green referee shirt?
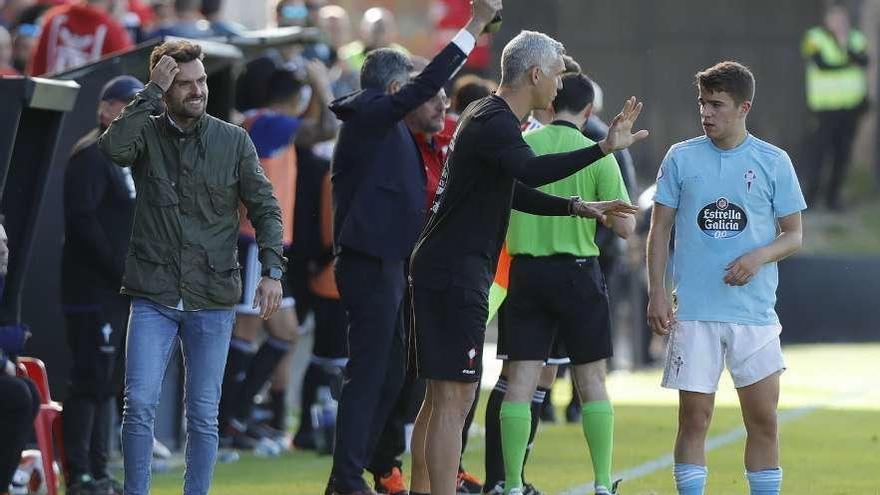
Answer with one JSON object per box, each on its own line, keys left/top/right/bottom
{"left": 507, "top": 121, "right": 630, "bottom": 257}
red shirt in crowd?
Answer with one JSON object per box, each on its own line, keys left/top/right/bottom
{"left": 414, "top": 124, "right": 453, "bottom": 211}
{"left": 29, "top": 2, "right": 132, "bottom": 76}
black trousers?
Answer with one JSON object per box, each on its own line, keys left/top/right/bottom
{"left": 806, "top": 108, "right": 861, "bottom": 208}
{"left": 330, "top": 251, "right": 407, "bottom": 493}
{"left": 62, "top": 296, "right": 129, "bottom": 480}
{"left": 367, "top": 373, "right": 426, "bottom": 477}
{"left": 0, "top": 374, "right": 40, "bottom": 488}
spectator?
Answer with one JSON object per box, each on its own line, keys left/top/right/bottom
{"left": 98, "top": 40, "right": 285, "bottom": 495}
{"left": 801, "top": 4, "right": 868, "bottom": 210}
{"left": 338, "top": 7, "right": 409, "bottom": 76}
{"left": 145, "top": 0, "right": 215, "bottom": 40}
{"left": 9, "top": 21, "right": 37, "bottom": 73}
{"left": 61, "top": 75, "right": 143, "bottom": 495}
{"left": 0, "top": 216, "right": 41, "bottom": 495}
{"left": 201, "top": 0, "right": 245, "bottom": 38}
{"left": 0, "top": 0, "right": 35, "bottom": 28}
{"left": 0, "top": 25, "right": 18, "bottom": 75}
{"left": 317, "top": 4, "right": 357, "bottom": 97}
{"left": 28, "top": 0, "right": 133, "bottom": 76}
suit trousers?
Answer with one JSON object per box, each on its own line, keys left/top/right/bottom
{"left": 330, "top": 251, "right": 407, "bottom": 492}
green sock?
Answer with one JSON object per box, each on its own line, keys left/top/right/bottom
{"left": 500, "top": 401, "right": 532, "bottom": 493}
{"left": 581, "top": 400, "right": 614, "bottom": 489}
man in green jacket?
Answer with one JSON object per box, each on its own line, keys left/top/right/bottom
{"left": 98, "top": 40, "right": 285, "bottom": 495}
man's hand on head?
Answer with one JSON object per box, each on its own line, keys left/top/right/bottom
{"left": 150, "top": 55, "right": 179, "bottom": 93}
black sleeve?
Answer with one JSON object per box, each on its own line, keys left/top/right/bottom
{"left": 64, "top": 151, "right": 120, "bottom": 281}
{"left": 485, "top": 115, "right": 607, "bottom": 187}
{"left": 512, "top": 182, "right": 571, "bottom": 216}
{"left": 849, "top": 48, "right": 869, "bottom": 67}
{"left": 360, "top": 42, "right": 468, "bottom": 126}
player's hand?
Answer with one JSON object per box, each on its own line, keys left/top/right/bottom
{"left": 572, "top": 199, "right": 638, "bottom": 223}
{"left": 724, "top": 251, "right": 764, "bottom": 286}
{"left": 253, "top": 277, "right": 283, "bottom": 320}
{"left": 647, "top": 290, "right": 676, "bottom": 336}
{"left": 150, "top": 55, "right": 179, "bottom": 93}
{"left": 467, "top": 0, "right": 502, "bottom": 35}
{"left": 599, "top": 96, "right": 649, "bottom": 154}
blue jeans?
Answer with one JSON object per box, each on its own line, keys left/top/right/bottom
{"left": 121, "top": 298, "right": 234, "bottom": 495}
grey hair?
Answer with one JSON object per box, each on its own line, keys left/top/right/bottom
{"left": 361, "top": 47, "right": 413, "bottom": 91}
{"left": 500, "top": 30, "right": 565, "bottom": 86}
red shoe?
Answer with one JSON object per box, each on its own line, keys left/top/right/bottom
{"left": 456, "top": 469, "right": 483, "bottom": 494}
{"left": 375, "top": 467, "right": 408, "bottom": 495}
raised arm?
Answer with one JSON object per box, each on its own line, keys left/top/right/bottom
{"left": 295, "top": 60, "right": 338, "bottom": 148}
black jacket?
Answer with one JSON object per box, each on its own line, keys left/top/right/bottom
{"left": 330, "top": 42, "right": 467, "bottom": 260}
{"left": 62, "top": 129, "right": 136, "bottom": 307}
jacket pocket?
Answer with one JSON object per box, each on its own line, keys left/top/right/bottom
{"left": 204, "top": 248, "right": 242, "bottom": 305}
{"left": 123, "top": 239, "right": 174, "bottom": 294}
{"left": 144, "top": 176, "right": 179, "bottom": 207}
{"left": 206, "top": 182, "right": 238, "bottom": 215}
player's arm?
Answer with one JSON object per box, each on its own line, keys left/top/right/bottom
{"left": 723, "top": 212, "right": 803, "bottom": 287}
{"left": 646, "top": 203, "right": 676, "bottom": 335}
{"left": 295, "top": 61, "right": 338, "bottom": 148}
{"left": 500, "top": 97, "right": 649, "bottom": 187}
{"left": 513, "top": 182, "right": 638, "bottom": 220}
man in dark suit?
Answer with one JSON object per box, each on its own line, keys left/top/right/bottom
{"left": 327, "top": 1, "right": 502, "bottom": 493}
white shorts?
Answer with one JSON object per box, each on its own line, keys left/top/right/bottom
{"left": 661, "top": 320, "right": 785, "bottom": 394}
{"left": 235, "top": 240, "right": 295, "bottom": 315}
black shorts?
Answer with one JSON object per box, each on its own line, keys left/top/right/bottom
{"left": 412, "top": 284, "right": 488, "bottom": 383}
{"left": 498, "top": 255, "right": 612, "bottom": 365}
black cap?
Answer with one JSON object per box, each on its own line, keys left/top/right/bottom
{"left": 100, "top": 75, "right": 145, "bottom": 103}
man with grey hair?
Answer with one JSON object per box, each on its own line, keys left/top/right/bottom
{"left": 409, "top": 29, "right": 648, "bottom": 495}
{"left": 327, "top": 1, "right": 502, "bottom": 493}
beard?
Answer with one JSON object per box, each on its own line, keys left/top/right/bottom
{"left": 168, "top": 95, "right": 207, "bottom": 119}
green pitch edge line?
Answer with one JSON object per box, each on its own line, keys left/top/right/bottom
{"left": 557, "top": 405, "right": 816, "bottom": 495}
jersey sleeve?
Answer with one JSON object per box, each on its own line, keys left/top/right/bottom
{"left": 653, "top": 148, "right": 681, "bottom": 209}
{"left": 772, "top": 151, "right": 808, "bottom": 217}
{"left": 479, "top": 113, "right": 535, "bottom": 171}
{"left": 595, "top": 153, "right": 630, "bottom": 203}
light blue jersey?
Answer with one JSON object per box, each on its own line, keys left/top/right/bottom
{"left": 654, "top": 134, "right": 807, "bottom": 325}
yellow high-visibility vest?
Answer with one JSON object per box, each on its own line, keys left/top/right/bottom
{"left": 802, "top": 27, "right": 868, "bottom": 111}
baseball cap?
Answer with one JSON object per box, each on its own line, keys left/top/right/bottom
{"left": 100, "top": 76, "right": 145, "bottom": 103}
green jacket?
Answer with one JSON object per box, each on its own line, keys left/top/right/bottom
{"left": 98, "top": 82, "right": 284, "bottom": 310}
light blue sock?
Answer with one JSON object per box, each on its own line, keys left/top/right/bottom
{"left": 673, "top": 463, "right": 707, "bottom": 495}
{"left": 746, "top": 467, "right": 782, "bottom": 495}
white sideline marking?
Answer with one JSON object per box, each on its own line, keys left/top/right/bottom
{"left": 557, "top": 406, "right": 816, "bottom": 495}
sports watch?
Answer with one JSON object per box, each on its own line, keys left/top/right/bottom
{"left": 568, "top": 195, "right": 581, "bottom": 217}
{"left": 262, "top": 266, "right": 283, "bottom": 281}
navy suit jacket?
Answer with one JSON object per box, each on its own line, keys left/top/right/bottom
{"left": 330, "top": 42, "right": 467, "bottom": 260}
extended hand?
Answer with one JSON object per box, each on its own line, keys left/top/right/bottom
{"left": 150, "top": 55, "right": 179, "bottom": 93}
{"left": 599, "top": 96, "right": 649, "bottom": 154}
{"left": 572, "top": 199, "right": 638, "bottom": 224}
{"left": 724, "top": 251, "right": 764, "bottom": 286}
{"left": 253, "top": 277, "right": 283, "bottom": 320}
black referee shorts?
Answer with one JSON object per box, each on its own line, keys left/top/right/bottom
{"left": 499, "top": 255, "right": 612, "bottom": 365}
{"left": 411, "top": 284, "right": 488, "bottom": 383}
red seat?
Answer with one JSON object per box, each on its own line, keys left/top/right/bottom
{"left": 17, "top": 357, "right": 66, "bottom": 495}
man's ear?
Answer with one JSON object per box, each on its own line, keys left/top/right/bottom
{"left": 740, "top": 100, "right": 752, "bottom": 118}
{"left": 387, "top": 80, "right": 403, "bottom": 94}
{"left": 583, "top": 102, "right": 594, "bottom": 121}
{"left": 531, "top": 66, "right": 541, "bottom": 86}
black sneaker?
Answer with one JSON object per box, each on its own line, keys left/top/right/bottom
{"left": 522, "top": 482, "right": 545, "bottom": 495}
{"left": 67, "top": 474, "right": 100, "bottom": 495}
{"left": 94, "top": 476, "right": 124, "bottom": 495}
{"left": 565, "top": 400, "right": 580, "bottom": 423}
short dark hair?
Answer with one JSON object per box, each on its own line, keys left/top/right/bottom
{"left": 266, "top": 69, "right": 304, "bottom": 106}
{"left": 695, "top": 61, "right": 755, "bottom": 104}
{"left": 552, "top": 73, "right": 595, "bottom": 114}
{"left": 149, "top": 40, "right": 203, "bottom": 71}
{"left": 360, "top": 48, "right": 412, "bottom": 91}
{"left": 451, "top": 75, "right": 494, "bottom": 115}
